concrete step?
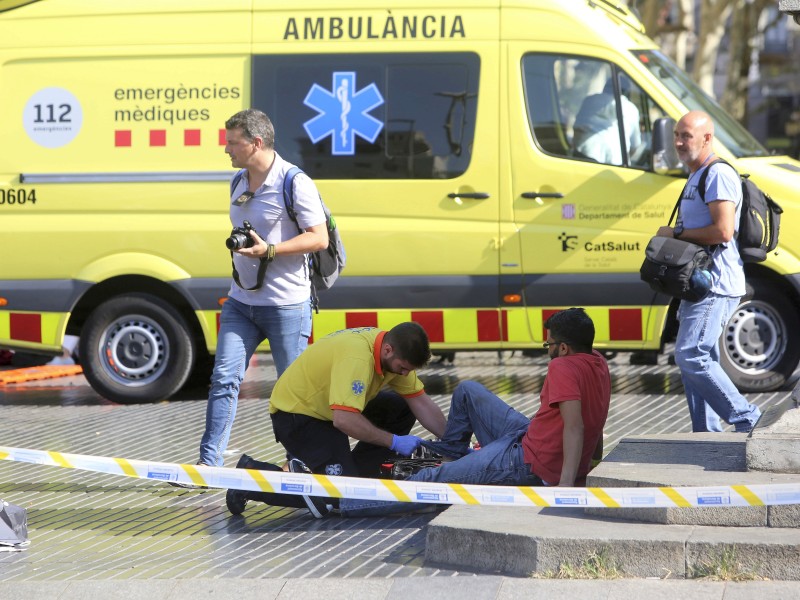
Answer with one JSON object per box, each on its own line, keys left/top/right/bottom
{"left": 593, "top": 433, "right": 747, "bottom": 471}
{"left": 748, "top": 406, "right": 800, "bottom": 473}
{"left": 425, "top": 505, "right": 800, "bottom": 580}
{"left": 586, "top": 433, "right": 800, "bottom": 527}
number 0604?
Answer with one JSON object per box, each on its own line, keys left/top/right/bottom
{"left": 0, "top": 189, "right": 37, "bottom": 205}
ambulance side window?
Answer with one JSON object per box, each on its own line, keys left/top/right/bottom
{"left": 252, "top": 53, "right": 480, "bottom": 180}
{"left": 521, "top": 54, "right": 667, "bottom": 169}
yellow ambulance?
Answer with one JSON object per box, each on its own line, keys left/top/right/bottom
{"left": 1, "top": 0, "right": 798, "bottom": 403}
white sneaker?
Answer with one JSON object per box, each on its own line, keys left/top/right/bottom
{"left": 287, "top": 458, "right": 332, "bottom": 518}
{"left": 167, "top": 461, "right": 209, "bottom": 490}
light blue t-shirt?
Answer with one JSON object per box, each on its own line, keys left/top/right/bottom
{"left": 675, "top": 159, "right": 745, "bottom": 297}
{"left": 228, "top": 153, "right": 326, "bottom": 306}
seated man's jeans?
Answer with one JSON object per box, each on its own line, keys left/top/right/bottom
{"left": 339, "top": 380, "right": 537, "bottom": 518}
{"left": 199, "top": 297, "right": 311, "bottom": 467}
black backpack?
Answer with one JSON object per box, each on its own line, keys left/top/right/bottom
{"left": 697, "top": 158, "right": 782, "bottom": 263}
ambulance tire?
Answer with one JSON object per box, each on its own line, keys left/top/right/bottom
{"left": 80, "top": 294, "right": 195, "bottom": 403}
{"left": 720, "top": 280, "right": 800, "bottom": 392}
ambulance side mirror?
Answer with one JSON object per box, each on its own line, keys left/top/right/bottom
{"left": 651, "top": 117, "right": 684, "bottom": 175}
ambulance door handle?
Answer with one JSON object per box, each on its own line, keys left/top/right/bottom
{"left": 447, "top": 192, "right": 490, "bottom": 200}
{"left": 521, "top": 192, "right": 564, "bottom": 199}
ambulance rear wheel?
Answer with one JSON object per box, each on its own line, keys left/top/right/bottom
{"left": 720, "top": 281, "right": 800, "bottom": 392}
{"left": 80, "top": 294, "right": 195, "bottom": 403}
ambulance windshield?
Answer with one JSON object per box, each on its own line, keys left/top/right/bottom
{"left": 633, "top": 50, "right": 769, "bottom": 159}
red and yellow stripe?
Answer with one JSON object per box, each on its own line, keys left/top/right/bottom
{"left": 197, "top": 305, "right": 661, "bottom": 351}
{"left": 0, "top": 310, "right": 68, "bottom": 350}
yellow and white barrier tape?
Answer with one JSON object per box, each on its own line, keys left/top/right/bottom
{"left": 2, "top": 446, "right": 800, "bottom": 509}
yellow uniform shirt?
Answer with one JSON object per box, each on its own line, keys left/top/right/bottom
{"left": 269, "top": 327, "right": 425, "bottom": 420}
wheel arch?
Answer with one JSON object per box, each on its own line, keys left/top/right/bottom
{"left": 66, "top": 275, "right": 208, "bottom": 353}
{"left": 744, "top": 264, "right": 800, "bottom": 310}
{"left": 723, "top": 266, "right": 800, "bottom": 392}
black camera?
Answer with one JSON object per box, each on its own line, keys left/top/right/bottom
{"left": 225, "top": 220, "right": 256, "bottom": 250}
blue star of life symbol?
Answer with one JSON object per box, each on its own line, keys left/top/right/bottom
{"left": 351, "top": 380, "right": 365, "bottom": 395}
{"left": 303, "top": 72, "right": 384, "bottom": 156}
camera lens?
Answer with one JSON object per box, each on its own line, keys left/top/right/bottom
{"left": 225, "top": 233, "right": 249, "bottom": 250}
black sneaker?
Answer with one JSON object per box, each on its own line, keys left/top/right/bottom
{"left": 287, "top": 458, "right": 332, "bottom": 519}
{"left": 225, "top": 454, "right": 255, "bottom": 516}
{"left": 168, "top": 461, "right": 209, "bottom": 489}
{"left": 226, "top": 488, "right": 247, "bottom": 516}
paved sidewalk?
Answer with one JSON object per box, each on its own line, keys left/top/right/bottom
{"left": 0, "top": 351, "right": 795, "bottom": 592}
{"left": 3, "top": 576, "right": 800, "bottom": 599}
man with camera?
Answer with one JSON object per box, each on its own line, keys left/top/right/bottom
{"left": 180, "top": 109, "right": 328, "bottom": 477}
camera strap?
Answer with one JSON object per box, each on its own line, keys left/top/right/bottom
{"left": 230, "top": 252, "right": 269, "bottom": 291}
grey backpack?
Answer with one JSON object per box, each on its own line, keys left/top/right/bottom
{"left": 283, "top": 167, "right": 346, "bottom": 310}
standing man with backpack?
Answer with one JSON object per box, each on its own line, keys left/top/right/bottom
{"left": 181, "top": 109, "right": 329, "bottom": 477}
{"left": 655, "top": 110, "right": 761, "bottom": 433}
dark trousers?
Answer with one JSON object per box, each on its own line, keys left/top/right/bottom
{"left": 244, "top": 391, "right": 416, "bottom": 507}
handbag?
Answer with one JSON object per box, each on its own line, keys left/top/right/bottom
{"left": 640, "top": 236, "right": 712, "bottom": 301}
{"left": 639, "top": 189, "right": 713, "bottom": 302}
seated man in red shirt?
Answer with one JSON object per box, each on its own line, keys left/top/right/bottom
{"left": 333, "top": 307, "right": 612, "bottom": 517}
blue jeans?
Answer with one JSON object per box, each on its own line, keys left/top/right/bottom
{"left": 339, "top": 381, "right": 537, "bottom": 517}
{"left": 675, "top": 293, "right": 761, "bottom": 433}
{"left": 199, "top": 297, "right": 311, "bottom": 466}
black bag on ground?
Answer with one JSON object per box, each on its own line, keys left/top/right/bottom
{"left": 640, "top": 236, "right": 713, "bottom": 301}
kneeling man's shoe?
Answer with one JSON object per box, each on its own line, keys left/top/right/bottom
{"left": 287, "top": 458, "right": 333, "bottom": 519}
{"left": 226, "top": 453, "right": 257, "bottom": 515}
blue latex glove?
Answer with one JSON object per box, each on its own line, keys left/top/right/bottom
{"left": 390, "top": 434, "right": 423, "bottom": 457}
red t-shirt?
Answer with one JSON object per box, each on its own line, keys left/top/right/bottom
{"left": 521, "top": 350, "right": 611, "bottom": 485}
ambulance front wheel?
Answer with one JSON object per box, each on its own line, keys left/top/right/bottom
{"left": 720, "top": 280, "right": 800, "bottom": 393}
{"left": 79, "top": 294, "right": 195, "bottom": 403}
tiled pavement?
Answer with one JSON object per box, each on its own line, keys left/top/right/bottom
{"left": 0, "top": 351, "right": 793, "bottom": 581}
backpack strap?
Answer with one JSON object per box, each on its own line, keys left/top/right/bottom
{"left": 696, "top": 158, "right": 733, "bottom": 202}
{"left": 669, "top": 161, "right": 724, "bottom": 254}
{"left": 670, "top": 160, "right": 719, "bottom": 226}
{"left": 691, "top": 157, "right": 738, "bottom": 255}
{"left": 282, "top": 166, "right": 303, "bottom": 233}
{"left": 282, "top": 166, "right": 321, "bottom": 312}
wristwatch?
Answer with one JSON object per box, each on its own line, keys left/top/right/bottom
{"left": 673, "top": 224, "right": 684, "bottom": 238}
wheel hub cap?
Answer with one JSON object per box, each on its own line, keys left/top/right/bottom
{"left": 101, "top": 316, "right": 169, "bottom": 384}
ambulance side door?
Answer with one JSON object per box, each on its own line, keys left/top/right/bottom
{"left": 507, "top": 43, "right": 680, "bottom": 348}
